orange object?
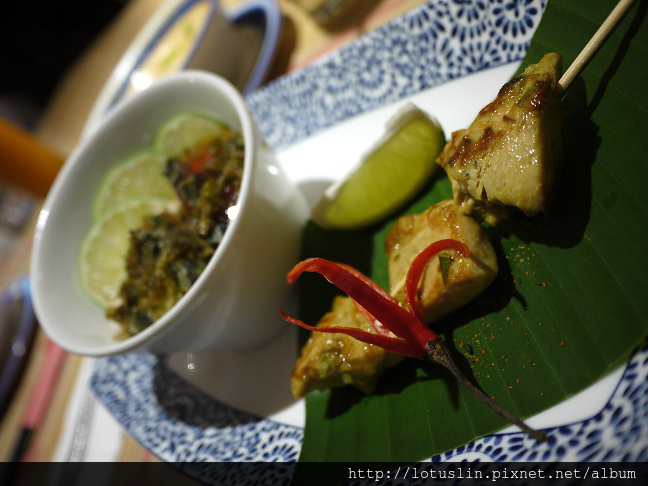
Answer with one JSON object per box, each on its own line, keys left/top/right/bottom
{"left": 0, "top": 117, "right": 64, "bottom": 199}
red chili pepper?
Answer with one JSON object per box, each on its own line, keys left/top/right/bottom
{"left": 183, "top": 148, "right": 213, "bottom": 177}
{"left": 284, "top": 257, "right": 433, "bottom": 357}
{"left": 405, "top": 239, "right": 470, "bottom": 321}
{"left": 334, "top": 262, "right": 394, "bottom": 337}
{"left": 280, "top": 238, "right": 547, "bottom": 442}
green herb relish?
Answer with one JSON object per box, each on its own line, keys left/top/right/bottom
{"left": 107, "top": 124, "right": 244, "bottom": 336}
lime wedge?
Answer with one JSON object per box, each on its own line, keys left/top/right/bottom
{"left": 155, "top": 113, "right": 225, "bottom": 158}
{"left": 80, "top": 198, "right": 177, "bottom": 307}
{"left": 311, "top": 103, "right": 446, "bottom": 229}
{"left": 93, "top": 151, "right": 177, "bottom": 219}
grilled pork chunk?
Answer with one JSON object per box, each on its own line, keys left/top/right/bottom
{"left": 437, "top": 53, "right": 564, "bottom": 224}
{"left": 385, "top": 200, "right": 498, "bottom": 323}
{"left": 291, "top": 200, "right": 497, "bottom": 397}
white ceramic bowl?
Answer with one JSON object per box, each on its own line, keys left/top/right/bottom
{"left": 30, "top": 71, "right": 308, "bottom": 356}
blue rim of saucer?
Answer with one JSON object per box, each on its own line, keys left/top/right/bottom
{"left": 108, "top": 0, "right": 282, "bottom": 110}
{"left": 228, "top": 0, "right": 282, "bottom": 93}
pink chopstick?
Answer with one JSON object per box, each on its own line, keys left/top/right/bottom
{"left": 11, "top": 338, "right": 67, "bottom": 462}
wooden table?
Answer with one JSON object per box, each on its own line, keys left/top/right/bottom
{"left": 0, "top": 0, "right": 426, "bottom": 464}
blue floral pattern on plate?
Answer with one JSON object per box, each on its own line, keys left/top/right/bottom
{"left": 246, "top": 0, "right": 544, "bottom": 151}
{"left": 93, "top": 345, "right": 648, "bottom": 485}
{"left": 88, "top": 0, "right": 645, "bottom": 480}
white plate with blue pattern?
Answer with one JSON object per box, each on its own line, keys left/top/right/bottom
{"left": 91, "top": 0, "right": 648, "bottom": 482}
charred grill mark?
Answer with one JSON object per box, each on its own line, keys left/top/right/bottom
{"left": 499, "top": 74, "right": 525, "bottom": 95}
{"left": 447, "top": 126, "right": 500, "bottom": 169}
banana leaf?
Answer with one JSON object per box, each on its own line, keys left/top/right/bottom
{"left": 294, "top": 0, "right": 648, "bottom": 475}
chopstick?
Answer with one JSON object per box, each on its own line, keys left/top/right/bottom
{"left": 9, "top": 338, "right": 67, "bottom": 462}
{"left": 557, "top": 0, "right": 638, "bottom": 96}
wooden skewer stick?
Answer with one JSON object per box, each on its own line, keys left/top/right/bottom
{"left": 557, "top": 0, "right": 638, "bottom": 96}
